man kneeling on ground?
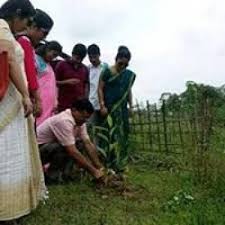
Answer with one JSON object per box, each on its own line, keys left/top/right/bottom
{"left": 37, "top": 98, "right": 104, "bottom": 182}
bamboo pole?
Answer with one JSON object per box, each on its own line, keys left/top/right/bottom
{"left": 154, "top": 103, "right": 162, "bottom": 152}
{"left": 147, "top": 101, "right": 153, "bottom": 151}
{"left": 161, "top": 100, "right": 169, "bottom": 153}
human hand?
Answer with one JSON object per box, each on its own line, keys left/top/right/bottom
{"left": 94, "top": 168, "right": 105, "bottom": 180}
{"left": 22, "top": 97, "right": 33, "bottom": 117}
{"left": 64, "top": 78, "right": 80, "bottom": 85}
{"left": 33, "top": 100, "right": 42, "bottom": 117}
{"left": 100, "top": 106, "right": 108, "bottom": 117}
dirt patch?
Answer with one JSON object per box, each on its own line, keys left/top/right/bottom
{"left": 95, "top": 174, "right": 151, "bottom": 200}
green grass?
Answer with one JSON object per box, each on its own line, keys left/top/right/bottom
{"left": 19, "top": 154, "right": 225, "bottom": 225}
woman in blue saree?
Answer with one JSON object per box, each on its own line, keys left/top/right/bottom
{"left": 98, "top": 46, "right": 136, "bottom": 170}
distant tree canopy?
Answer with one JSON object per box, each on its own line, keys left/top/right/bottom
{"left": 162, "top": 81, "right": 225, "bottom": 121}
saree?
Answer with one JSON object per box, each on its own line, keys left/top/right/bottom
{"left": 102, "top": 67, "right": 136, "bottom": 135}
{"left": 98, "top": 67, "right": 136, "bottom": 170}
{"left": 0, "top": 19, "right": 46, "bottom": 221}
{"left": 36, "top": 55, "right": 57, "bottom": 127}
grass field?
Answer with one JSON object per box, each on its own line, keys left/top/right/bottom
{"left": 19, "top": 153, "right": 225, "bottom": 225}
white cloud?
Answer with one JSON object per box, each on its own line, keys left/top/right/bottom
{"left": 0, "top": 0, "right": 225, "bottom": 102}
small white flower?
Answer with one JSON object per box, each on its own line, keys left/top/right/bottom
{"left": 185, "top": 195, "right": 194, "bottom": 201}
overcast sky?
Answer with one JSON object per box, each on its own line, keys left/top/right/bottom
{"left": 1, "top": 0, "right": 225, "bottom": 103}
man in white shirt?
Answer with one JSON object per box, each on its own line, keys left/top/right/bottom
{"left": 88, "top": 44, "right": 107, "bottom": 128}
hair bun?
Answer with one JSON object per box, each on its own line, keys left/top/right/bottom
{"left": 118, "top": 45, "right": 129, "bottom": 53}
{"left": 116, "top": 45, "right": 131, "bottom": 61}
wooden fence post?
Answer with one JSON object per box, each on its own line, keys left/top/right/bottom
{"left": 137, "top": 102, "right": 145, "bottom": 151}
{"left": 154, "top": 103, "right": 161, "bottom": 152}
{"left": 162, "top": 99, "right": 169, "bottom": 153}
{"left": 177, "top": 104, "right": 184, "bottom": 152}
{"left": 147, "top": 101, "right": 153, "bottom": 151}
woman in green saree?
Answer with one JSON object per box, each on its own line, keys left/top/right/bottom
{"left": 98, "top": 46, "right": 136, "bottom": 170}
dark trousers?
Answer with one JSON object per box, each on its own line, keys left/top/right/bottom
{"left": 39, "top": 143, "right": 74, "bottom": 182}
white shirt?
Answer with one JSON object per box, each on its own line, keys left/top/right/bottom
{"left": 88, "top": 62, "right": 107, "bottom": 110}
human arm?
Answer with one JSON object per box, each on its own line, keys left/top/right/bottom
{"left": 64, "top": 144, "right": 103, "bottom": 179}
{"left": 51, "top": 120, "right": 103, "bottom": 179}
{"left": 128, "top": 90, "right": 133, "bottom": 108}
{"left": 17, "top": 36, "right": 42, "bottom": 117}
{"left": 32, "top": 89, "right": 42, "bottom": 117}
{"left": 98, "top": 79, "right": 108, "bottom": 117}
{"left": 0, "top": 39, "right": 32, "bottom": 116}
{"left": 79, "top": 124, "right": 103, "bottom": 169}
{"left": 55, "top": 61, "right": 80, "bottom": 86}
{"left": 83, "top": 138, "right": 103, "bottom": 169}
{"left": 56, "top": 78, "right": 80, "bottom": 86}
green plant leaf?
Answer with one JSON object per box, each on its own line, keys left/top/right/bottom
{"left": 93, "top": 126, "right": 108, "bottom": 132}
{"left": 109, "top": 143, "right": 119, "bottom": 152}
{"left": 109, "top": 126, "right": 118, "bottom": 138}
{"left": 97, "top": 147, "right": 107, "bottom": 158}
{"left": 97, "top": 133, "right": 109, "bottom": 143}
{"left": 116, "top": 159, "right": 127, "bottom": 171}
{"left": 107, "top": 115, "right": 113, "bottom": 128}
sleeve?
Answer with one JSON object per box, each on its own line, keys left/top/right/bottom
{"left": 0, "top": 23, "right": 16, "bottom": 62}
{"left": 17, "top": 36, "right": 39, "bottom": 91}
{"left": 102, "top": 63, "right": 108, "bottom": 72}
{"left": 50, "top": 66, "right": 58, "bottom": 108}
{"left": 0, "top": 22, "right": 27, "bottom": 91}
{"left": 100, "top": 68, "right": 109, "bottom": 82}
{"left": 51, "top": 120, "right": 75, "bottom": 146}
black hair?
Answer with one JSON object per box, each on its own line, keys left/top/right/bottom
{"left": 71, "top": 99, "right": 94, "bottom": 114}
{"left": 72, "top": 43, "right": 87, "bottom": 60}
{"left": 116, "top": 45, "right": 131, "bottom": 61}
{"left": 0, "top": 0, "right": 35, "bottom": 20}
{"left": 32, "top": 8, "right": 53, "bottom": 31}
{"left": 87, "top": 44, "right": 100, "bottom": 55}
{"left": 36, "top": 41, "right": 62, "bottom": 58}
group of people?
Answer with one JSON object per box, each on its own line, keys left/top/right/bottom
{"left": 0, "top": 0, "right": 136, "bottom": 223}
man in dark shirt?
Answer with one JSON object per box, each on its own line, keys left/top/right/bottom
{"left": 55, "top": 44, "right": 89, "bottom": 112}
